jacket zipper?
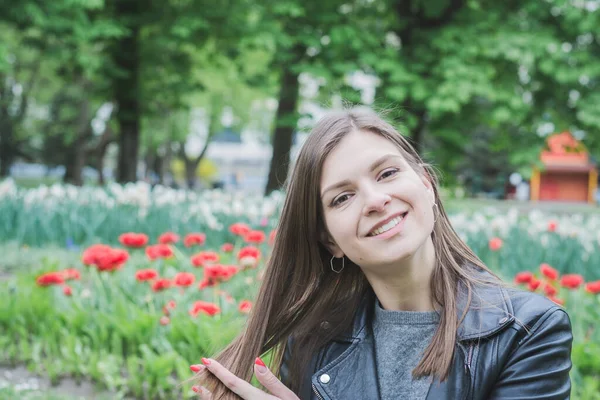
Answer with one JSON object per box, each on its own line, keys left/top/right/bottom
{"left": 312, "top": 383, "right": 324, "bottom": 400}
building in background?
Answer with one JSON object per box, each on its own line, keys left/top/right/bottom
{"left": 530, "top": 132, "right": 598, "bottom": 204}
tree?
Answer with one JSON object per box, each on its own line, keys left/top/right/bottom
{"left": 106, "top": 0, "right": 257, "bottom": 183}
{"left": 359, "top": 0, "right": 600, "bottom": 184}
{"left": 261, "top": 1, "right": 384, "bottom": 194}
{"left": 0, "top": 24, "right": 43, "bottom": 177}
{"left": 0, "top": 0, "right": 120, "bottom": 182}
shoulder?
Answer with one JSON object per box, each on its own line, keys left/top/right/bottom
{"left": 495, "top": 287, "right": 573, "bottom": 365}
{"left": 484, "top": 288, "right": 573, "bottom": 399}
{"left": 505, "top": 288, "right": 571, "bottom": 335}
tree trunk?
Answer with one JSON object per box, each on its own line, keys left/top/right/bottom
{"left": 97, "top": 146, "right": 107, "bottom": 185}
{"left": 153, "top": 150, "right": 165, "bottom": 185}
{"left": 184, "top": 157, "right": 197, "bottom": 189}
{"left": 181, "top": 134, "right": 213, "bottom": 190}
{"left": 264, "top": 58, "right": 302, "bottom": 195}
{"left": 63, "top": 141, "right": 86, "bottom": 186}
{"left": 113, "top": 0, "right": 141, "bottom": 183}
{"left": 0, "top": 120, "right": 14, "bottom": 178}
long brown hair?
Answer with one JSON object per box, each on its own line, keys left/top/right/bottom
{"left": 196, "top": 107, "right": 501, "bottom": 399}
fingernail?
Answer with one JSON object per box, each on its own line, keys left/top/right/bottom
{"left": 190, "top": 364, "right": 204, "bottom": 373}
{"left": 201, "top": 357, "right": 211, "bottom": 366}
{"left": 192, "top": 385, "right": 201, "bottom": 393}
{"left": 255, "top": 357, "right": 267, "bottom": 373}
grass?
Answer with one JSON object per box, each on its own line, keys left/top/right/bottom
{"left": 444, "top": 197, "right": 599, "bottom": 215}
{"left": 0, "top": 386, "right": 119, "bottom": 400}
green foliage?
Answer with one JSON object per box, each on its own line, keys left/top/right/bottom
{"left": 3, "top": 0, "right": 600, "bottom": 187}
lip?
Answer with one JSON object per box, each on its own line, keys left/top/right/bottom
{"left": 366, "top": 211, "right": 408, "bottom": 237}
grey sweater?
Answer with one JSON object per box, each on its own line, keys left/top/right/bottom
{"left": 372, "top": 301, "right": 440, "bottom": 400}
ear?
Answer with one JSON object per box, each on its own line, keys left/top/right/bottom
{"left": 420, "top": 176, "right": 436, "bottom": 203}
{"left": 319, "top": 230, "right": 344, "bottom": 258}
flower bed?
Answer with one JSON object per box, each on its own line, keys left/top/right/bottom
{"left": 1, "top": 180, "right": 600, "bottom": 398}
{"left": 0, "top": 179, "right": 283, "bottom": 247}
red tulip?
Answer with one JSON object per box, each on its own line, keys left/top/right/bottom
{"left": 528, "top": 277, "right": 541, "bottom": 291}
{"left": 238, "top": 246, "right": 261, "bottom": 269}
{"left": 543, "top": 283, "right": 557, "bottom": 297}
{"left": 238, "top": 300, "right": 252, "bottom": 314}
{"left": 62, "top": 285, "right": 72, "bottom": 296}
{"left": 189, "top": 301, "right": 221, "bottom": 317}
{"left": 118, "top": 232, "right": 149, "bottom": 248}
{"left": 488, "top": 237, "right": 503, "bottom": 251}
{"left": 61, "top": 268, "right": 81, "bottom": 281}
{"left": 36, "top": 272, "right": 65, "bottom": 286}
{"left": 82, "top": 244, "right": 112, "bottom": 266}
{"left": 146, "top": 244, "right": 174, "bottom": 260}
{"left": 184, "top": 233, "right": 206, "bottom": 247}
{"left": 244, "top": 230, "right": 266, "bottom": 244}
{"left": 135, "top": 268, "right": 158, "bottom": 282}
{"left": 237, "top": 246, "right": 261, "bottom": 260}
{"left": 96, "top": 248, "right": 129, "bottom": 272}
{"left": 540, "top": 263, "right": 559, "bottom": 281}
{"left": 229, "top": 223, "right": 250, "bottom": 236}
{"left": 173, "top": 272, "right": 195, "bottom": 287}
{"left": 158, "top": 232, "right": 180, "bottom": 244}
{"left": 584, "top": 281, "right": 600, "bottom": 294}
{"left": 82, "top": 244, "right": 129, "bottom": 272}
{"left": 159, "top": 316, "right": 170, "bottom": 326}
{"left": 204, "top": 264, "right": 238, "bottom": 282}
{"left": 547, "top": 220, "right": 558, "bottom": 232}
{"left": 191, "top": 251, "right": 220, "bottom": 267}
{"left": 559, "top": 274, "right": 584, "bottom": 290}
{"left": 221, "top": 243, "right": 234, "bottom": 253}
{"left": 151, "top": 278, "right": 172, "bottom": 292}
{"left": 514, "top": 272, "right": 534, "bottom": 284}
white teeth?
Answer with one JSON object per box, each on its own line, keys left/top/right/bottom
{"left": 369, "top": 215, "right": 404, "bottom": 236}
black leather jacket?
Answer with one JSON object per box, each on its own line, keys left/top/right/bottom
{"left": 281, "top": 279, "right": 573, "bottom": 399}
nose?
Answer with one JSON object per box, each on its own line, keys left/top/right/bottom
{"left": 362, "top": 188, "right": 391, "bottom": 215}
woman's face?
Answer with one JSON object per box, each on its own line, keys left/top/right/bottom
{"left": 319, "top": 129, "right": 436, "bottom": 270}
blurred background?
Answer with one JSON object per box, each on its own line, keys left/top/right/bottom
{"left": 1, "top": 1, "right": 600, "bottom": 399}
{"left": 0, "top": 0, "right": 598, "bottom": 199}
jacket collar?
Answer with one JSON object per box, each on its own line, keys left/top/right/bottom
{"left": 339, "top": 270, "right": 515, "bottom": 343}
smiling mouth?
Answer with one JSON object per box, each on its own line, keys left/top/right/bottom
{"left": 367, "top": 212, "right": 408, "bottom": 237}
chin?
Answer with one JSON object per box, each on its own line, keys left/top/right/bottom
{"left": 370, "top": 251, "right": 414, "bottom": 269}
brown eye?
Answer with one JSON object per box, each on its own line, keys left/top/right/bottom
{"left": 379, "top": 168, "right": 399, "bottom": 180}
{"left": 331, "top": 193, "right": 352, "bottom": 207}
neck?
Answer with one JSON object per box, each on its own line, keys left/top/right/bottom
{"left": 364, "top": 236, "right": 436, "bottom": 312}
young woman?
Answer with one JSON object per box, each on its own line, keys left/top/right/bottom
{"left": 190, "top": 108, "right": 573, "bottom": 400}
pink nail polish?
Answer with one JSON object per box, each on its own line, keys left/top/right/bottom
{"left": 192, "top": 385, "right": 201, "bottom": 393}
{"left": 201, "top": 357, "right": 211, "bottom": 366}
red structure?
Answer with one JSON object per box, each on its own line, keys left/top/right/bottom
{"left": 530, "top": 132, "right": 597, "bottom": 203}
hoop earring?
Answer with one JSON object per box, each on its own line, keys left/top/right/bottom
{"left": 330, "top": 255, "right": 345, "bottom": 273}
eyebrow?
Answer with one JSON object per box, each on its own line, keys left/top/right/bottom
{"left": 320, "top": 154, "right": 403, "bottom": 199}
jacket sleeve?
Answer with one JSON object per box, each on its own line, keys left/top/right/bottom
{"left": 490, "top": 307, "right": 573, "bottom": 399}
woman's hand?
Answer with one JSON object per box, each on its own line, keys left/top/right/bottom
{"left": 190, "top": 357, "right": 300, "bottom": 400}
